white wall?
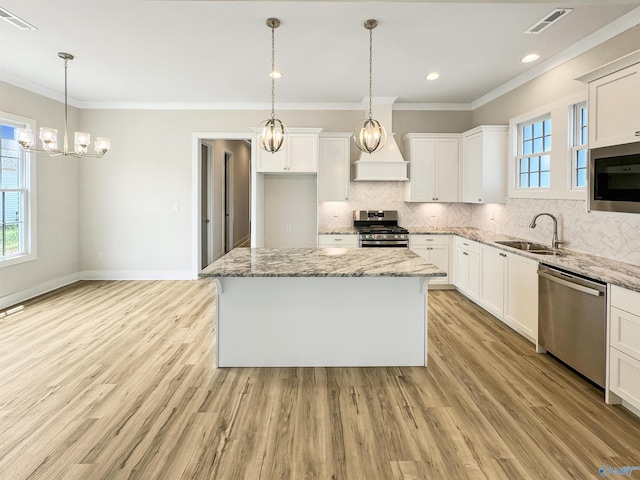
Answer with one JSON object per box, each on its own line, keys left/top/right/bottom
{"left": 264, "top": 174, "right": 317, "bottom": 248}
{"left": 0, "top": 82, "right": 81, "bottom": 308}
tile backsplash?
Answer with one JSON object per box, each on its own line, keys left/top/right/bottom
{"left": 318, "top": 182, "right": 640, "bottom": 267}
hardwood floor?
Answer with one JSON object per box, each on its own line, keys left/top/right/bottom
{"left": 1, "top": 280, "right": 639, "bottom": 479}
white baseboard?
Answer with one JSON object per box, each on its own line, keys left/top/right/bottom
{"left": 80, "top": 270, "right": 196, "bottom": 281}
{"left": 234, "top": 234, "right": 250, "bottom": 248}
{"left": 0, "top": 272, "right": 82, "bottom": 310}
{"left": 0, "top": 270, "right": 196, "bottom": 310}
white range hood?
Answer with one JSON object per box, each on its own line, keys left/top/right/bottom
{"left": 353, "top": 97, "right": 409, "bottom": 181}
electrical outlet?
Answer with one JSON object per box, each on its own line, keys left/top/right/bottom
{"left": 286, "top": 225, "right": 291, "bottom": 232}
{"left": 173, "top": 202, "right": 180, "bottom": 212}
{"left": 97, "top": 252, "right": 103, "bottom": 261}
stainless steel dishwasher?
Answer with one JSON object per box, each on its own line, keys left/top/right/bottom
{"left": 538, "top": 264, "right": 607, "bottom": 388}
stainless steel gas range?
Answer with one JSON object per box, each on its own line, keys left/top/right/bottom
{"left": 353, "top": 210, "right": 409, "bottom": 248}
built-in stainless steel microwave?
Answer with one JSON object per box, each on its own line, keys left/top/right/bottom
{"left": 589, "top": 142, "right": 640, "bottom": 214}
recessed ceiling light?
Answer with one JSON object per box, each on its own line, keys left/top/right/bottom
{"left": 268, "top": 70, "right": 282, "bottom": 79}
{"left": 425, "top": 72, "right": 440, "bottom": 81}
{"left": 522, "top": 53, "right": 540, "bottom": 63}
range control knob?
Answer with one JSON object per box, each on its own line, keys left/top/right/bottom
{"left": 394, "top": 234, "right": 399, "bottom": 239}
{"left": 382, "top": 234, "right": 387, "bottom": 239}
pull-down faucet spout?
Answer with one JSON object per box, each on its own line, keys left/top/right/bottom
{"left": 529, "top": 213, "right": 563, "bottom": 250}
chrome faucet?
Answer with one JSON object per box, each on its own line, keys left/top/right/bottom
{"left": 529, "top": 213, "right": 563, "bottom": 249}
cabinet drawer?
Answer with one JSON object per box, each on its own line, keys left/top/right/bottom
{"left": 318, "top": 235, "right": 359, "bottom": 247}
{"left": 454, "top": 236, "right": 480, "bottom": 254}
{"left": 410, "top": 234, "right": 450, "bottom": 246}
{"left": 611, "top": 306, "right": 640, "bottom": 360}
{"left": 610, "top": 347, "right": 640, "bottom": 410}
{"left": 611, "top": 285, "right": 640, "bottom": 317}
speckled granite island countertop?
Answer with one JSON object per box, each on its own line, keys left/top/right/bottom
{"left": 200, "top": 247, "right": 446, "bottom": 278}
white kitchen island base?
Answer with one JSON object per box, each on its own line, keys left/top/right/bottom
{"left": 213, "top": 276, "right": 429, "bottom": 367}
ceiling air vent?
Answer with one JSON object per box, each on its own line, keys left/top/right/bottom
{"left": 0, "top": 7, "right": 37, "bottom": 30}
{"left": 525, "top": 8, "right": 572, "bottom": 34}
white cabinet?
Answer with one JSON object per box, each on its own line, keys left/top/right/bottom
{"left": 479, "top": 244, "right": 538, "bottom": 342}
{"left": 608, "top": 285, "right": 640, "bottom": 413}
{"left": 409, "top": 235, "right": 451, "bottom": 286}
{"left": 585, "top": 64, "right": 640, "bottom": 148}
{"left": 317, "top": 234, "right": 359, "bottom": 249}
{"left": 256, "top": 129, "right": 321, "bottom": 173}
{"left": 318, "top": 133, "right": 351, "bottom": 201}
{"left": 403, "top": 134, "right": 460, "bottom": 203}
{"left": 504, "top": 253, "right": 538, "bottom": 341}
{"left": 453, "top": 236, "right": 480, "bottom": 301}
{"left": 461, "top": 125, "right": 508, "bottom": 204}
{"left": 480, "top": 245, "right": 506, "bottom": 318}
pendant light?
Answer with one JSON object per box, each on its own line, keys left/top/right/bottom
{"left": 258, "top": 18, "right": 288, "bottom": 154}
{"left": 354, "top": 19, "right": 386, "bottom": 154}
{"left": 17, "top": 52, "right": 110, "bottom": 158}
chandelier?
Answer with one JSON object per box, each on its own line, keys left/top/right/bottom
{"left": 17, "top": 52, "right": 110, "bottom": 158}
{"left": 354, "top": 19, "right": 386, "bottom": 154}
{"left": 257, "top": 18, "right": 288, "bottom": 154}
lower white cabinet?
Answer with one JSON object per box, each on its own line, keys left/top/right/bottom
{"left": 479, "top": 244, "right": 538, "bottom": 342}
{"left": 317, "top": 234, "right": 359, "bottom": 249}
{"left": 409, "top": 235, "right": 450, "bottom": 286}
{"left": 453, "top": 237, "right": 481, "bottom": 301}
{"left": 608, "top": 285, "right": 640, "bottom": 412}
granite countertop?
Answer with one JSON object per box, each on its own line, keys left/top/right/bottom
{"left": 407, "top": 226, "right": 640, "bottom": 293}
{"left": 200, "top": 247, "right": 446, "bottom": 278}
{"left": 318, "top": 227, "right": 359, "bottom": 235}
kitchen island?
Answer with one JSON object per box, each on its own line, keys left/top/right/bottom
{"left": 200, "top": 247, "right": 445, "bottom": 367}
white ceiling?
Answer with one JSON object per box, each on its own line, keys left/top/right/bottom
{"left": 1, "top": 1, "right": 640, "bottom": 109}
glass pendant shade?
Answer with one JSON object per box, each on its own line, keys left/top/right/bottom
{"left": 259, "top": 118, "right": 287, "bottom": 153}
{"left": 39, "top": 127, "right": 58, "bottom": 151}
{"left": 354, "top": 118, "right": 386, "bottom": 154}
{"left": 17, "top": 128, "right": 35, "bottom": 149}
{"left": 95, "top": 137, "right": 111, "bottom": 155}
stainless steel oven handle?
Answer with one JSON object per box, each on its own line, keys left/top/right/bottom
{"left": 538, "top": 270, "right": 603, "bottom": 297}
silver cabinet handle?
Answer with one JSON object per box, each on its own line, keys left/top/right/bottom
{"left": 499, "top": 253, "right": 507, "bottom": 257}
{"left": 334, "top": 238, "right": 342, "bottom": 241}
{"left": 635, "top": 131, "right": 640, "bottom": 136}
{"left": 463, "top": 251, "right": 469, "bottom": 256}
{"left": 538, "top": 270, "right": 603, "bottom": 296}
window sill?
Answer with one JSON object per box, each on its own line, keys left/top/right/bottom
{"left": 0, "top": 253, "right": 37, "bottom": 268}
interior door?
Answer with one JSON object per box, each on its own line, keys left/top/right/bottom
{"left": 201, "top": 143, "right": 211, "bottom": 268}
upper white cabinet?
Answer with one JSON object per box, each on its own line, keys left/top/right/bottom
{"left": 318, "top": 133, "right": 351, "bottom": 201}
{"left": 409, "top": 235, "right": 451, "bottom": 286}
{"left": 256, "top": 128, "right": 321, "bottom": 173}
{"left": 403, "top": 134, "right": 460, "bottom": 203}
{"left": 579, "top": 60, "right": 640, "bottom": 148}
{"left": 461, "top": 125, "right": 508, "bottom": 204}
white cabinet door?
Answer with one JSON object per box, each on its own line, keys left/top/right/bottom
{"left": 256, "top": 130, "right": 320, "bottom": 173}
{"left": 462, "top": 131, "right": 484, "bottom": 203}
{"left": 453, "top": 237, "right": 480, "bottom": 300}
{"left": 410, "top": 235, "right": 450, "bottom": 285}
{"left": 318, "top": 134, "right": 351, "bottom": 201}
{"left": 403, "top": 134, "right": 459, "bottom": 203}
{"left": 288, "top": 133, "right": 318, "bottom": 172}
{"left": 461, "top": 126, "right": 508, "bottom": 204}
{"left": 434, "top": 138, "right": 460, "bottom": 202}
{"left": 588, "top": 64, "right": 640, "bottom": 148}
{"left": 480, "top": 245, "right": 506, "bottom": 318}
{"left": 504, "top": 253, "right": 538, "bottom": 341}
{"left": 257, "top": 145, "right": 287, "bottom": 172}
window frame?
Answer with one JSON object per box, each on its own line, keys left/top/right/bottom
{"left": 0, "top": 112, "right": 37, "bottom": 268}
{"left": 516, "top": 114, "right": 552, "bottom": 190}
{"left": 571, "top": 101, "right": 588, "bottom": 191}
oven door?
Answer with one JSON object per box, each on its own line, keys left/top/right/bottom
{"left": 360, "top": 239, "right": 408, "bottom": 248}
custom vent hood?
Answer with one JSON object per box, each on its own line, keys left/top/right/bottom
{"left": 353, "top": 97, "right": 409, "bottom": 181}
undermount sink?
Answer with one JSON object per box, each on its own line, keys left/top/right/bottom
{"left": 495, "top": 240, "right": 562, "bottom": 255}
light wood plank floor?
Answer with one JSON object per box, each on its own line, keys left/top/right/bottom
{"left": 1, "top": 280, "right": 639, "bottom": 480}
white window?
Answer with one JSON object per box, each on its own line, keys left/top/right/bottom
{"left": 571, "top": 102, "right": 588, "bottom": 189}
{"left": 1, "top": 113, "right": 35, "bottom": 266}
{"left": 517, "top": 115, "right": 551, "bottom": 189}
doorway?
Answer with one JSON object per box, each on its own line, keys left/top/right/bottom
{"left": 195, "top": 135, "right": 252, "bottom": 274}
